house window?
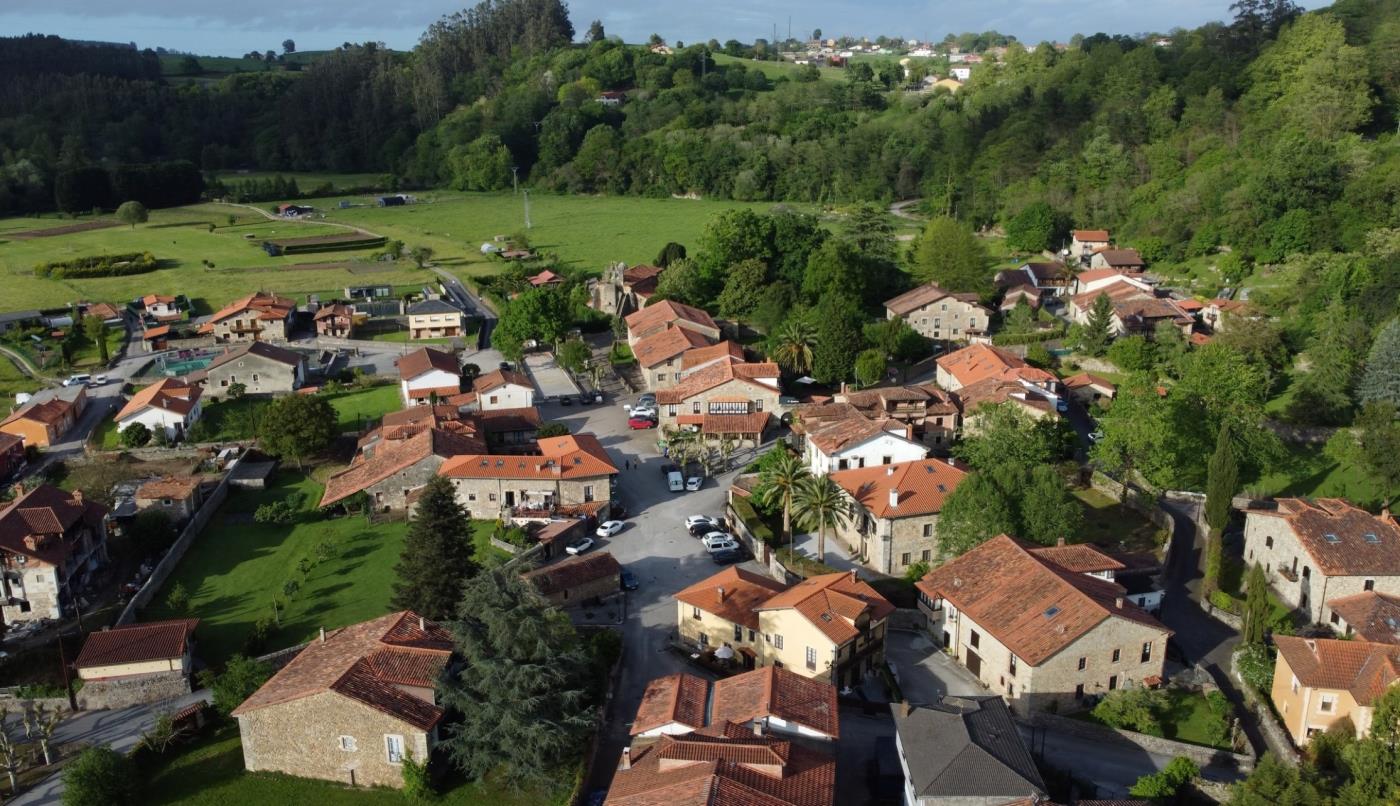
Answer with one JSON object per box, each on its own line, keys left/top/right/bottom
{"left": 1078, "top": 657, "right": 1086, "bottom": 671}
{"left": 468, "top": 493, "right": 477, "bottom": 502}
{"left": 692, "top": 607, "right": 701, "bottom": 620}
{"left": 970, "top": 631, "right": 980, "bottom": 649}
{"left": 756, "top": 400, "right": 763, "bottom": 412}
{"left": 882, "top": 456, "right": 892, "bottom": 465}
{"left": 901, "top": 552, "right": 911, "bottom": 566}
{"left": 774, "top": 635, "right": 784, "bottom": 650}
{"left": 734, "top": 624, "right": 742, "bottom": 642}
{"left": 338, "top": 735, "right": 358, "bottom": 752}
{"left": 584, "top": 485, "right": 594, "bottom": 502}
{"left": 1319, "top": 694, "right": 1336, "bottom": 713}
{"left": 1331, "top": 611, "right": 1341, "bottom": 625}
{"left": 488, "top": 493, "right": 497, "bottom": 502}
{"left": 921, "top": 550, "right": 932, "bottom": 562}
{"left": 923, "top": 524, "right": 933, "bottom": 538}
{"left": 1365, "top": 579, "right": 1375, "bottom": 591}
{"left": 1009, "top": 655, "right": 1017, "bottom": 676}
{"left": 1265, "top": 536, "right": 1273, "bottom": 548}
{"left": 699, "top": 633, "right": 709, "bottom": 646}
{"left": 1108, "top": 675, "right": 1118, "bottom": 691}
{"left": 1141, "top": 641, "right": 1152, "bottom": 663}
{"left": 384, "top": 734, "right": 405, "bottom": 764}
{"left": 252, "top": 374, "right": 259, "bottom": 382}
{"left": 657, "top": 373, "right": 666, "bottom": 381}
{"left": 748, "top": 629, "right": 756, "bottom": 642}
{"left": 805, "top": 647, "right": 817, "bottom": 670}
{"left": 1112, "top": 648, "right": 1121, "bottom": 663}
{"left": 162, "top": 498, "right": 172, "bottom": 506}
{"left": 1075, "top": 684, "right": 1084, "bottom": 699}
{"left": 1302, "top": 566, "right": 1310, "bottom": 580}
{"left": 489, "top": 396, "right": 499, "bottom": 404}
{"left": 692, "top": 402, "right": 701, "bottom": 414}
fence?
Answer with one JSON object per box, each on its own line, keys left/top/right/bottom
{"left": 116, "top": 458, "right": 236, "bottom": 625}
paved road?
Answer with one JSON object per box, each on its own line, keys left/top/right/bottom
{"left": 31, "top": 319, "right": 145, "bottom": 469}
{"left": 523, "top": 352, "right": 579, "bottom": 400}
{"left": 11, "top": 690, "right": 211, "bottom": 806}
{"left": 430, "top": 267, "right": 496, "bottom": 349}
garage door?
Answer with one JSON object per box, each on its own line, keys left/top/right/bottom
{"left": 966, "top": 649, "right": 981, "bottom": 677}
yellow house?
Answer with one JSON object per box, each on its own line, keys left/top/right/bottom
{"left": 74, "top": 618, "right": 199, "bottom": 681}
{"left": 1271, "top": 636, "right": 1400, "bottom": 746}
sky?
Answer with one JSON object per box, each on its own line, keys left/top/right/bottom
{"left": 1, "top": 0, "right": 1331, "bottom": 57}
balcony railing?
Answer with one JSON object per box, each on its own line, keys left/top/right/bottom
{"left": 1278, "top": 567, "right": 1298, "bottom": 583}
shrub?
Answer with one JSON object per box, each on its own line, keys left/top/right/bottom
{"left": 227, "top": 382, "right": 246, "bottom": 399}
{"left": 62, "top": 746, "right": 139, "bottom": 806}
{"left": 253, "top": 492, "right": 304, "bottom": 524}
{"left": 165, "top": 582, "right": 191, "bottom": 614}
{"left": 1129, "top": 755, "right": 1198, "bottom": 799}
{"left": 537, "top": 423, "right": 570, "bottom": 437}
{"left": 1237, "top": 644, "right": 1275, "bottom": 693}
{"left": 1092, "top": 687, "right": 1169, "bottom": 734}
{"left": 401, "top": 751, "right": 434, "bottom": 801}
{"left": 1208, "top": 589, "right": 1241, "bottom": 614}
{"left": 198, "top": 654, "right": 274, "bottom": 716}
{"left": 991, "top": 326, "right": 1064, "bottom": 346}
{"left": 36, "top": 251, "right": 158, "bottom": 279}
{"left": 120, "top": 422, "right": 151, "bottom": 448}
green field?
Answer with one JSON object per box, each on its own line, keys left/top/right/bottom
{"left": 142, "top": 472, "right": 407, "bottom": 665}
{"left": 194, "top": 385, "right": 404, "bottom": 441}
{"left": 146, "top": 725, "right": 567, "bottom": 806}
{"left": 1245, "top": 440, "right": 1387, "bottom": 508}
{"left": 1072, "top": 487, "right": 1169, "bottom": 555}
{"left": 0, "top": 356, "right": 38, "bottom": 401}
{"left": 711, "top": 53, "right": 847, "bottom": 82}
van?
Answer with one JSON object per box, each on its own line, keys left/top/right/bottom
{"left": 63, "top": 374, "right": 90, "bottom": 387}
{"left": 667, "top": 470, "right": 684, "bottom": 492}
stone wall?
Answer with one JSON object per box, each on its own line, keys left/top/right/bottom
{"left": 1022, "top": 709, "right": 1255, "bottom": 772}
{"left": 78, "top": 670, "right": 190, "bottom": 710}
{"left": 1230, "top": 648, "right": 1302, "bottom": 766}
{"left": 0, "top": 694, "right": 70, "bottom": 715}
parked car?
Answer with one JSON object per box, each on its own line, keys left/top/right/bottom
{"left": 637, "top": 393, "right": 657, "bottom": 407}
{"left": 701, "top": 531, "right": 736, "bottom": 548}
{"left": 90, "top": 375, "right": 107, "bottom": 386}
{"left": 627, "top": 405, "right": 657, "bottom": 420}
{"left": 628, "top": 417, "right": 657, "bottom": 430}
{"left": 565, "top": 537, "right": 595, "bottom": 556}
{"left": 711, "top": 548, "right": 746, "bottom": 565}
{"left": 704, "top": 539, "right": 740, "bottom": 554}
{"left": 620, "top": 569, "right": 639, "bottom": 591}
{"left": 685, "top": 476, "right": 703, "bottom": 492}
{"left": 559, "top": 395, "right": 573, "bottom": 406}
{"left": 596, "top": 520, "right": 625, "bottom": 538}
{"left": 685, "top": 515, "right": 716, "bottom": 530}
{"left": 63, "top": 373, "right": 90, "bottom": 387}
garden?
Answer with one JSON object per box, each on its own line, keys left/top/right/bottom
{"left": 1076, "top": 686, "right": 1239, "bottom": 751}
{"left": 189, "top": 382, "right": 402, "bottom": 442}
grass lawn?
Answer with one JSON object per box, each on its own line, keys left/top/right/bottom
{"left": 1074, "top": 689, "right": 1232, "bottom": 750}
{"left": 145, "top": 725, "right": 568, "bottom": 806}
{"left": 325, "top": 384, "right": 403, "bottom": 433}
{"left": 92, "top": 417, "right": 122, "bottom": 450}
{"left": 68, "top": 327, "right": 127, "bottom": 369}
{"left": 711, "top": 52, "right": 848, "bottom": 82}
{"left": 0, "top": 355, "right": 38, "bottom": 400}
{"left": 142, "top": 471, "right": 407, "bottom": 665}
{"left": 470, "top": 519, "right": 513, "bottom": 566}
{"left": 1072, "top": 487, "right": 1169, "bottom": 555}
{"left": 1244, "top": 439, "right": 1387, "bottom": 509}
{"left": 197, "top": 385, "right": 404, "bottom": 441}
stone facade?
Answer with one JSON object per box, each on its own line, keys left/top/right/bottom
{"left": 890, "top": 295, "right": 990, "bottom": 342}
{"left": 656, "top": 378, "right": 780, "bottom": 427}
{"left": 237, "top": 690, "right": 434, "bottom": 789}
{"left": 203, "top": 352, "right": 304, "bottom": 399}
{"left": 1243, "top": 512, "right": 1400, "bottom": 624}
{"left": 77, "top": 669, "right": 191, "bottom": 710}
{"left": 835, "top": 511, "right": 941, "bottom": 576}
{"left": 210, "top": 310, "right": 291, "bottom": 343}
{"left": 919, "top": 599, "right": 1168, "bottom": 715}
{"left": 365, "top": 457, "right": 450, "bottom": 511}
{"left": 447, "top": 475, "right": 610, "bottom": 520}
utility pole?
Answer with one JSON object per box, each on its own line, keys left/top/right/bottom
{"left": 57, "top": 632, "right": 76, "bottom": 711}
{"left": 523, "top": 190, "right": 532, "bottom": 229}
{"left": 510, "top": 166, "right": 519, "bottom": 195}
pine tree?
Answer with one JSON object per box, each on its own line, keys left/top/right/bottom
{"left": 391, "top": 477, "right": 477, "bottom": 620}
{"left": 1358, "top": 317, "right": 1400, "bottom": 407}
{"left": 1080, "top": 293, "right": 1115, "bottom": 357}
{"left": 1204, "top": 422, "right": 1238, "bottom": 593}
{"left": 438, "top": 567, "right": 595, "bottom": 790}
{"left": 1242, "top": 562, "right": 1269, "bottom": 645}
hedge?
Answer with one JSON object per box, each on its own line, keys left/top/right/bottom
{"left": 992, "top": 326, "right": 1065, "bottom": 346}
{"left": 731, "top": 496, "right": 775, "bottom": 545}
{"left": 35, "top": 251, "right": 158, "bottom": 279}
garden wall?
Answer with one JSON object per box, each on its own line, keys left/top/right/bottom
{"left": 0, "top": 693, "right": 70, "bottom": 715}
{"left": 117, "top": 462, "right": 235, "bottom": 626}
{"left": 78, "top": 670, "right": 190, "bottom": 710}
{"left": 1021, "top": 709, "right": 1255, "bottom": 772}
{"left": 1230, "top": 649, "right": 1300, "bottom": 766}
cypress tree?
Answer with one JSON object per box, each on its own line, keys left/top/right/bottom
{"left": 1081, "top": 292, "right": 1115, "bottom": 357}
{"left": 1358, "top": 317, "right": 1400, "bottom": 407}
{"left": 1204, "top": 422, "right": 1238, "bottom": 593}
{"left": 390, "top": 477, "right": 477, "bottom": 620}
{"left": 1242, "top": 562, "right": 1269, "bottom": 644}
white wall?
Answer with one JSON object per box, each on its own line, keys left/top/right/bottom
{"left": 117, "top": 403, "right": 200, "bottom": 440}
{"left": 808, "top": 431, "right": 928, "bottom": 474}
{"left": 479, "top": 382, "right": 534, "bottom": 410}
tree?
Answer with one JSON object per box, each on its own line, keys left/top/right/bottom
{"left": 811, "top": 294, "right": 865, "bottom": 384}
{"left": 557, "top": 338, "right": 590, "bottom": 374}
{"left": 1093, "top": 687, "right": 1168, "bottom": 734}
{"left": 115, "top": 200, "right": 147, "bottom": 229}
{"left": 655, "top": 242, "right": 687, "bottom": 267}
{"left": 82, "top": 315, "right": 109, "bottom": 364}
{"left": 812, "top": 28, "right": 822, "bottom": 40}
{"left": 494, "top": 287, "right": 571, "bottom": 362}
{"left": 197, "top": 654, "right": 273, "bottom": 716}
{"left": 61, "top": 746, "right": 138, "bottom": 806}
{"left": 586, "top": 20, "right": 605, "bottom": 42}
{"left": 863, "top": 318, "right": 924, "bottom": 362}
{"left": 166, "top": 581, "right": 191, "bottom": 614}
{"left": 1108, "top": 335, "right": 1155, "bottom": 373}
{"left": 1131, "top": 755, "right": 1200, "bottom": 799}
{"left": 1243, "top": 562, "right": 1270, "bottom": 645}
{"left": 178, "top": 55, "right": 203, "bottom": 75}
{"left": 392, "top": 477, "right": 478, "bottom": 620}
{"left": 537, "top": 423, "right": 569, "bottom": 437}
{"left": 1004, "top": 202, "right": 1061, "bottom": 253}
{"left": 1204, "top": 422, "right": 1238, "bottom": 593}
{"left": 854, "top": 349, "right": 887, "bottom": 388}
{"left": 129, "top": 510, "right": 176, "bottom": 555}
{"left": 409, "top": 245, "right": 435, "bottom": 268}
{"left": 841, "top": 204, "right": 896, "bottom": 262}
{"left": 911, "top": 217, "right": 989, "bottom": 293}
{"left": 716, "top": 259, "right": 768, "bottom": 324}
{"left": 650, "top": 259, "right": 706, "bottom": 306}
{"left": 791, "top": 475, "right": 851, "bottom": 563}
{"left": 756, "top": 450, "right": 810, "bottom": 543}
{"left": 227, "top": 381, "right": 246, "bottom": 399}
{"left": 27, "top": 702, "right": 62, "bottom": 766}
{"left": 438, "top": 567, "right": 596, "bottom": 789}
{"left": 259, "top": 393, "right": 337, "bottom": 469}
{"left": 955, "top": 403, "right": 1064, "bottom": 470}
{"left": 282, "top": 39, "right": 296, "bottom": 54}
{"left": 1080, "top": 293, "right": 1115, "bottom": 357}
{"left": 1358, "top": 318, "right": 1400, "bottom": 407}
{"left": 1356, "top": 402, "right": 1400, "bottom": 507}
{"left": 768, "top": 320, "right": 816, "bottom": 376}
{"left": 121, "top": 422, "right": 151, "bottom": 448}
{"left": 937, "top": 473, "right": 1017, "bottom": 557}
{"left": 0, "top": 721, "right": 19, "bottom": 795}
{"left": 1017, "top": 465, "right": 1084, "bottom": 545}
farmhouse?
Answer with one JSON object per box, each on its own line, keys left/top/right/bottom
{"left": 654, "top": 361, "right": 781, "bottom": 445}
{"left": 134, "top": 476, "right": 206, "bottom": 523}
{"left": 1069, "top": 230, "right": 1111, "bottom": 262}
{"left": 140, "top": 294, "right": 184, "bottom": 321}
{"left": 0, "top": 484, "right": 109, "bottom": 623}
{"left": 934, "top": 344, "right": 1057, "bottom": 394}
{"left": 799, "top": 412, "right": 927, "bottom": 475}
{"left": 1201, "top": 298, "right": 1258, "bottom": 333}
{"left": 826, "top": 385, "right": 961, "bottom": 449}
{"left": 1325, "top": 591, "right": 1400, "bottom": 643}
{"left": 883, "top": 282, "right": 993, "bottom": 342}
{"left": 1241, "top": 497, "right": 1400, "bottom": 624}
{"left": 405, "top": 298, "right": 465, "bottom": 341}
{"left": 827, "top": 458, "right": 968, "bottom": 575}
{"left": 320, "top": 427, "right": 483, "bottom": 511}
{"left": 1089, "top": 248, "right": 1146, "bottom": 271}
{"left": 1062, "top": 372, "right": 1117, "bottom": 406}
{"left": 115, "top": 378, "right": 203, "bottom": 442}
{"left": 1271, "top": 636, "right": 1400, "bottom": 746}
{"left": 467, "top": 368, "right": 535, "bottom": 411}
{"left": 198, "top": 292, "right": 296, "bottom": 343}
{"left": 994, "top": 261, "right": 1074, "bottom": 300}
{"left": 397, "top": 347, "right": 461, "bottom": 406}
{"left": 232, "top": 611, "right": 453, "bottom": 789}
{"left": 955, "top": 378, "right": 1059, "bottom": 428}
{"left": 916, "top": 535, "right": 1171, "bottom": 714}
{"left": 437, "top": 433, "right": 618, "bottom": 520}
{"left": 633, "top": 326, "right": 714, "bottom": 389}
{"left": 678, "top": 340, "right": 746, "bottom": 378}
{"left": 197, "top": 341, "right": 306, "bottom": 398}
{"left": 1068, "top": 280, "right": 1195, "bottom": 338}
{"left": 0, "top": 386, "right": 87, "bottom": 448}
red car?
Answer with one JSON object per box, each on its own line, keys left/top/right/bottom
{"left": 628, "top": 416, "right": 657, "bottom": 430}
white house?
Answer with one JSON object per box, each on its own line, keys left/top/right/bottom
{"left": 802, "top": 417, "right": 929, "bottom": 475}
{"left": 114, "top": 378, "right": 203, "bottom": 441}
{"left": 397, "top": 347, "right": 462, "bottom": 406}
{"left": 469, "top": 368, "right": 536, "bottom": 411}
{"left": 1069, "top": 230, "right": 1111, "bottom": 262}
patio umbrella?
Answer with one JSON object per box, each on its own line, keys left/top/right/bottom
{"left": 714, "top": 645, "right": 735, "bottom": 660}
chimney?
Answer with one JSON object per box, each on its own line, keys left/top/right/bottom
{"left": 619, "top": 747, "right": 631, "bottom": 771}
{"left": 1114, "top": 596, "right": 1123, "bottom": 609}
{"left": 319, "top": 627, "right": 326, "bottom": 643}
{"left": 753, "top": 720, "right": 764, "bottom": 737}
{"left": 1056, "top": 537, "right": 1065, "bottom": 547}
{"left": 72, "top": 489, "right": 82, "bottom": 505}
{"left": 419, "top": 616, "right": 426, "bottom": 632}
{"left": 717, "top": 586, "right": 726, "bottom": 604}
{"left": 849, "top": 569, "right": 858, "bottom": 583}
{"left": 888, "top": 489, "right": 899, "bottom": 510}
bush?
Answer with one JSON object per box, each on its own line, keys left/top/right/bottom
{"left": 730, "top": 496, "right": 775, "bottom": 545}
{"left": 1237, "top": 644, "right": 1275, "bottom": 693}
{"left": 537, "top": 423, "right": 570, "bottom": 437}
{"left": 129, "top": 510, "right": 177, "bottom": 556}
{"left": 1092, "top": 687, "right": 1169, "bottom": 734}
{"left": 991, "top": 326, "right": 1064, "bottom": 346}
{"left": 120, "top": 422, "right": 151, "bottom": 448}
{"left": 1130, "top": 755, "right": 1198, "bottom": 799}
{"left": 36, "top": 251, "right": 158, "bottom": 279}
{"left": 165, "top": 582, "right": 191, "bottom": 614}
{"left": 61, "top": 746, "right": 139, "bottom": 806}
{"left": 402, "top": 751, "right": 434, "bottom": 801}
{"left": 198, "top": 654, "right": 274, "bottom": 716}
{"left": 1208, "top": 589, "right": 1241, "bottom": 614}
{"left": 253, "top": 493, "right": 304, "bottom": 524}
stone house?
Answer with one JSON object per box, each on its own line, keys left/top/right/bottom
{"left": 1068, "top": 281, "right": 1194, "bottom": 338}
{"left": 468, "top": 369, "right": 535, "bottom": 411}
{"left": 0, "top": 485, "right": 109, "bottom": 623}
{"left": 677, "top": 340, "right": 746, "bottom": 380}
{"left": 916, "top": 535, "right": 1172, "bottom": 715}
{"left": 74, "top": 618, "right": 199, "bottom": 708}
{"left": 198, "top": 292, "right": 295, "bottom": 343}
{"left": 654, "top": 362, "right": 781, "bottom": 446}
{"left": 320, "top": 427, "right": 484, "bottom": 511}
{"left": 1062, "top": 373, "right": 1117, "bottom": 406}
{"left": 589, "top": 263, "right": 664, "bottom": 316}
{"left": 198, "top": 341, "right": 306, "bottom": 399}
{"left": 397, "top": 347, "right": 462, "bottom": 406}
{"left": 633, "top": 326, "right": 714, "bottom": 390}
{"left": 1325, "top": 591, "right": 1400, "bottom": 643}
{"left": 631, "top": 666, "right": 839, "bottom": 742}
{"left": 825, "top": 385, "right": 962, "bottom": 450}
{"left": 0, "top": 386, "right": 87, "bottom": 448}
{"left": 437, "top": 434, "right": 617, "bottom": 520}
{"left": 1242, "top": 497, "right": 1400, "bottom": 624}
{"left": 134, "top": 476, "right": 205, "bottom": 523}
{"left": 115, "top": 378, "right": 203, "bottom": 441}
{"left": 891, "top": 696, "right": 1045, "bottom": 805}
{"left": 405, "top": 298, "right": 465, "bottom": 340}
{"left": 1201, "top": 298, "right": 1257, "bottom": 334}
{"left": 884, "top": 282, "right": 993, "bottom": 343}
{"left": 828, "top": 458, "right": 968, "bottom": 575}
{"left": 1069, "top": 230, "right": 1111, "bottom": 262}
{"left": 955, "top": 380, "right": 1059, "bottom": 431}
{"left": 314, "top": 303, "right": 356, "bottom": 338}
{"left": 625, "top": 299, "right": 721, "bottom": 345}
{"left": 676, "top": 567, "right": 894, "bottom": 689}
{"left": 232, "top": 611, "right": 452, "bottom": 789}
{"left": 522, "top": 550, "right": 621, "bottom": 606}
{"left": 1271, "top": 636, "right": 1400, "bottom": 746}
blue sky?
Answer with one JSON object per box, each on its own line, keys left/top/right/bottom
{"left": 1, "top": 0, "right": 1329, "bottom": 56}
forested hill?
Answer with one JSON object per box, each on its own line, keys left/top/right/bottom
{"left": 2, "top": 0, "right": 1400, "bottom": 266}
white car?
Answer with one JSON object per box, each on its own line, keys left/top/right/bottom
{"left": 565, "top": 537, "right": 596, "bottom": 556}
{"left": 705, "top": 538, "right": 740, "bottom": 554}
{"left": 1088, "top": 431, "right": 1104, "bottom": 442}
{"left": 684, "top": 515, "right": 715, "bottom": 530}
{"left": 628, "top": 405, "right": 657, "bottom": 420}
{"left": 596, "top": 520, "right": 625, "bottom": 538}
{"left": 685, "top": 476, "right": 703, "bottom": 492}
{"left": 701, "top": 531, "right": 736, "bottom": 549}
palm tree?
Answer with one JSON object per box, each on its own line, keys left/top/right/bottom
{"left": 792, "top": 475, "right": 851, "bottom": 564}
{"left": 769, "top": 320, "right": 817, "bottom": 376}
{"left": 756, "top": 451, "right": 810, "bottom": 544}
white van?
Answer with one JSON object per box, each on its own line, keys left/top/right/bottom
{"left": 63, "top": 374, "right": 91, "bottom": 387}
{"left": 667, "top": 470, "right": 684, "bottom": 492}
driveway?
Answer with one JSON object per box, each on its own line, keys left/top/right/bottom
{"left": 523, "top": 352, "right": 579, "bottom": 400}
{"left": 885, "top": 629, "right": 984, "bottom": 705}
{"left": 11, "top": 690, "right": 211, "bottom": 806}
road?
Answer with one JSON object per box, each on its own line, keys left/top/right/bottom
{"left": 430, "top": 267, "right": 496, "bottom": 349}
{"left": 29, "top": 317, "right": 145, "bottom": 469}
{"left": 11, "top": 690, "right": 211, "bottom": 806}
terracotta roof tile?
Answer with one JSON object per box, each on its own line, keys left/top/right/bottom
{"left": 656, "top": 363, "right": 780, "bottom": 405}
{"left": 885, "top": 282, "right": 991, "bottom": 317}
{"left": 1062, "top": 373, "right": 1116, "bottom": 392}
{"left": 634, "top": 327, "right": 714, "bottom": 368}
{"left": 625, "top": 300, "right": 718, "bottom": 340}
{"left": 0, "top": 485, "right": 107, "bottom": 566}
{"left": 1326, "top": 591, "right": 1400, "bottom": 645}
{"left": 758, "top": 572, "right": 895, "bottom": 644}
{"left": 917, "top": 536, "right": 1169, "bottom": 665}
{"left": 74, "top": 619, "right": 198, "bottom": 670}
{"left": 115, "top": 378, "right": 201, "bottom": 422}
{"left": 1275, "top": 636, "right": 1400, "bottom": 705}
{"left": 1251, "top": 498, "right": 1400, "bottom": 576}
{"left": 523, "top": 551, "right": 621, "bottom": 597}
{"left": 607, "top": 730, "right": 834, "bottom": 806}
{"left": 206, "top": 292, "right": 295, "bottom": 325}
{"left": 711, "top": 666, "right": 840, "bottom": 738}
{"left": 681, "top": 341, "right": 745, "bottom": 371}
{"left": 631, "top": 673, "right": 710, "bottom": 735}
{"left": 675, "top": 567, "right": 787, "bottom": 631}
{"left": 830, "top": 459, "right": 967, "bottom": 519}
{"left": 397, "top": 347, "right": 459, "bottom": 380}
{"left": 472, "top": 368, "right": 534, "bottom": 393}
{"left": 1072, "top": 230, "right": 1110, "bottom": 242}
{"left": 320, "top": 427, "right": 482, "bottom": 506}
{"left": 936, "top": 344, "right": 1055, "bottom": 389}
{"left": 1028, "top": 543, "right": 1125, "bottom": 575}
{"left": 437, "top": 433, "right": 617, "bottom": 481}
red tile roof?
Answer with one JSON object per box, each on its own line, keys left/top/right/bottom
{"left": 472, "top": 368, "right": 533, "bottom": 393}
{"left": 698, "top": 412, "right": 771, "bottom": 436}
{"left": 523, "top": 551, "right": 621, "bottom": 597}
{"left": 829, "top": 459, "right": 967, "bottom": 519}
{"left": 954, "top": 377, "right": 1056, "bottom": 416}
{"left": 437, "top": 433, "right": 617, "bottom": 481}
{"left": 1093, "top": 249, "right": 1145, "bottom": 267}
{"left": 141, "top": 325, "right": 171, "bottom": 339}
{"left": 625, "top": 300, "right": 718, "bottom": 340}
{"left": 676, "top": 567, "right": 787, "bottom": 631}
{"left": 0, "top": 484, "right": 107, "bottom": 567}
{"left": 1275, "top": 636, "right": 1400, "bottom": 706}
{"left": 397, "top": 347, "right": 459, "bottom": 380}
{"left": 759, "top": 571, "right": 896, "bottom": 645}
{"left": 74, "top": 618, "right": 198, "bottom": 671}
{"left": 681, "top": 341, "right": 745, "bottom": 371}
{"left": 936, "top": 344, "right": 1055, "bottom": 389}
{"left": 204, "top": 292, "right": 295, "bottom": 325}
{"left": 631, "top": 673, "right": 710, "bottom": 735}
{"left": 804, "top": 414, "right": 913, "bottom": 455}
{"left": 320, "top": 427, "right": 481, "bottom": 506}
{"left": 232, "top": 611, "right": 451, "bottom": 732}
{"left": 711, "top": 666, "right": 840, "bottom": 738}
{"left": 1249, "top": 498, "right": 1400, "bottom": 576}
{"left": 884, "top": 282, "right": 989, "bottom": 317}
{"left": 608, "top": 727, "right": 835, "bottom": 806}
{"left": 1029, "top": 543, "right": 1125, "bottom": 575}
{"left": 115, "top": 378, "right": 201, "bottom": 422}
{"left": 1062, "top": 373, "right": 1116, "bottom": 392}
{"left": 917, "top": 535, "right": 1170, "bottom": 666}
{"left": 634, "top": 326, "right": 713, "bottom": 368}
{"left": 655, "top": 362, "right": 780, "bottom": 405}
{"left": 1072, "top": 230, "right": 1110, "bottom": 242}
{"left": 1326, "top": 592, "right": 1400, "bottom": 645}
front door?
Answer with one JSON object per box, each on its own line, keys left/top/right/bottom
{"left": 966, "top": 650, "right": 982, "bottom": 678}
{"left": 942, "top": 630, "right": 950, "bottom": 649}
{"left": 505, "top": 491, "right": 515, "bottom": 507}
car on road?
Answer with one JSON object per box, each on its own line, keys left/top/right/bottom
{"left": 626, "top": 405, "right": 657, "bottom": 420}
{"left": 611, "top": 500, "right": 628, "bottom": 518}
{"left": 703, "top": 535, "right": 739, "bottom": 553}
{"left": 637, "top": 393, "right": 656, "bottom": 406}
{"left": 685, "top": 476, "right": 703, "bottom": 492}
{"left": 685, "top": 515, "right": 716, "bottom": 531}
{"left": 565, "top": 536, "right": 595, "bottom": 556}
{"left": 596, "top": 520, "right": 625, "bottom": 538}
{"left": 1088, "top": 431, "right": 1104, "bottom": 442}
{"left": 90, "top": 375, "right": 107, "bottom": 386}
{"left": 700, "top": 531, "right": 735, "bottom": 548}
{"left": 628, "top": 416, "right": 657, "bottom": 430}
{"left": 620, "top": 569, "right": 639, "bottom": 591}
{"left": 63, "top": 373, "right": 91, "bottom": 387}
{"left": 666, "top": 469, "right": 685, "bottom": 492}
{"left": 711, "top": 548, "right": 746, "bottom": 565}
{"left": 559, "top": 395, "right": 572, "bottom": 406}
{"left": 1055, "top": 397, "right": 1068, "bottom": 412}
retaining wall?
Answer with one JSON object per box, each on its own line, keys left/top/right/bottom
{"left": 1022, "top": 709, "right": 1255, "bottom": 772}
{"left": 1229, "top": 649, "right": 1301, "bottom": 766}
{"left": 78, "top": 670, "right": 190, "bottom": 710}
{"left": 0, "top": 695, "right": 70, "bottom": 715}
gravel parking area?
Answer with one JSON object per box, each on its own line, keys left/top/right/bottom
{"left": 524, "top": 352, "right": 579, "bottom": 400}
